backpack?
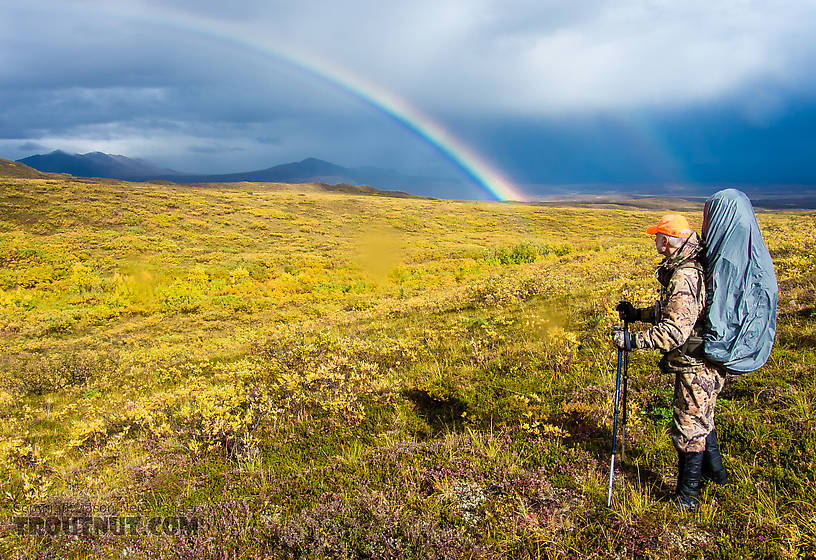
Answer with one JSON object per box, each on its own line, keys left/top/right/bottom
{"left": 701, "top": 189, "right": 778, "bottom": 373}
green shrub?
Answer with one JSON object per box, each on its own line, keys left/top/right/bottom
{"left": 483, "top": 242, "right": 573, "bottom": 266}
{"left": 1, "top": 349, "right": 117, "bottom": 396}
{"left": 156, "top": 283, "right": 203, "bottom": 314}
{"left": 537, "top": 242, "right": 574, "bottom": 257}
{"left": 39, "top": 310, "right": 77, "bottom": 334}
{"left": 10, "top": 291, "right": 37, "bottom": 311}
{"left": 212, "top": 294, "right": 254, "bottom": 313}
{"left": 484, "top": 242, "right": 538, "bottom": 265}
{"left": 70, "top": 262, "right": 103, "bottom": 294}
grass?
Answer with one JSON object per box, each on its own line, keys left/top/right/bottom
{"left": 0, "top": 175, "right": 814, "bottom": 558}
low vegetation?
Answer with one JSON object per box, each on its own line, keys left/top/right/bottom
{"left": 0, "top": 174, "right": 814, "bottom": 558}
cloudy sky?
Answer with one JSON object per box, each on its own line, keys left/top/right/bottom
{"left": 2, "top": 0, "right": 816, "bottom": 198}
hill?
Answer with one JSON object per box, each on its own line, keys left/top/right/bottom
{"left": 0, "top": 174, "right": 814, "bottom": 558}
{"left": 189, "top": 156, "right": 357, "bottom": 183}
{"left": 0, "top": 158, "right": 52, "bottom": 179}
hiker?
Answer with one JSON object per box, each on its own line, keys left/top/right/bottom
{"left": 612, "top": 213, "right": 728, "bottom": 510}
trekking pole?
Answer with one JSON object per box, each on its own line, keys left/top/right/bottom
{"left": 621, "top": 319, "right": 629, "bottom": 463}
{"left": 607, "top": 325, "right": 624, "bottom": 508}
{"left": 607, "top": 318, "right": 630, "bottom": 507}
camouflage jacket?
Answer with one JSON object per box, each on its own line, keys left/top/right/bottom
{"left": 632, "top": 233, "right": 706, "bottom": 373}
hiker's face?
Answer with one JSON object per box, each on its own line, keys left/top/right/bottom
{"left": 654, "top": 234, "right": 669, "bottom": 255}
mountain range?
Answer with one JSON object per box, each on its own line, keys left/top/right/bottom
{"left": 13, "top": 150, "right": 816, "bottom": 208}
{"left": 16, "top": 151, "right": 460, "bottom": 197}
{"left": 18, "top": 151, "right": 179, "bottom": 179}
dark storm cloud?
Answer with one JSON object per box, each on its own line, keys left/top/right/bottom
{"left": 255, "top": 136, "right": 282, "bottom": 146}
{"left": 0, "top": 87, "right": 169, "bottom": 138}
{"left": 16, "top": 142, "right": 48, "bottom": 152}
{"left": 187, "top": 144, "right": 245, "bottom": 154}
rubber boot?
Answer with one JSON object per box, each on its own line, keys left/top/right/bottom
{"left": 701, "top": 429, "right": 729, "bottom": 486}
{"left": 673, "top": 450, "right": 704, "bottom": 511}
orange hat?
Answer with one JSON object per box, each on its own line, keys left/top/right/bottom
{"left": 646, "top": 214, "right": 692, "bottom": 238}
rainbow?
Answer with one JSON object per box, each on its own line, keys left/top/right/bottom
{"left": 614, "top": 113, "right": 687, "bottom": 185}
{"left": 43, "top": 3, "right": 527, "bottom": 202}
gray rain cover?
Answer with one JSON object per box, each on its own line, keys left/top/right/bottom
{"left": 701, "top": 189, "right": 778, "bottom": 373}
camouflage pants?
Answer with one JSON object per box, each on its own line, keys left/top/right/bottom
{"left": 671, "top": 361, "right": 726, "bottom": 453}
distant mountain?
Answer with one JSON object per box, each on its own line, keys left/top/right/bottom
{"left": 133, "top": 157, "right": 448, "bottom": 196}
{"left": 160, "top": 157, "right": 363, "bottom": 184}
{"left": 18, "top": 150, "right": 182, "bottom": 179}
{"left": 16, "top": 151, "right": 457, "bottom": 197}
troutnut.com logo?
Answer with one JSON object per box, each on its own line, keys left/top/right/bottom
{"left": 12, "top": 516, "right": 200, "bottom": 536}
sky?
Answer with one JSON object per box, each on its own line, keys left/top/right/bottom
{"left": 2, "top": 0, "right": 816, "bottom": 200}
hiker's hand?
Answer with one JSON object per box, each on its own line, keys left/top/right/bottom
{"left": 616, "top": 300, "right": 638, "bottom": 323}
{"left": 611, "top": 328, "right": 634, "bottom": 351}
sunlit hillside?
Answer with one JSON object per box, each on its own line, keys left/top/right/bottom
{"left": 1, "top": 173, "right": 814, "bottom": 559}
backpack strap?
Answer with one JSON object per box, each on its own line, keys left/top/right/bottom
{"left": 675, "top": 260, "right": 705, "bottom": 297}
{"left": 675, "top": 260, "right": 707, "bottom": 356}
